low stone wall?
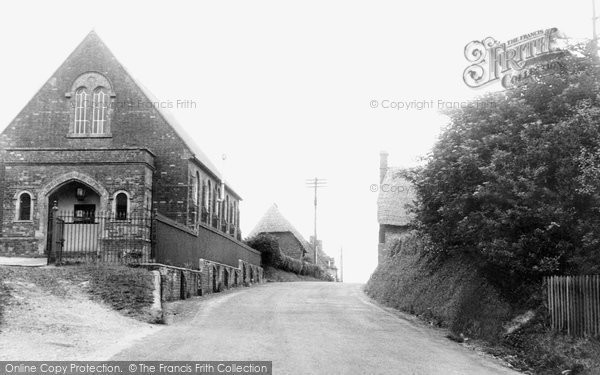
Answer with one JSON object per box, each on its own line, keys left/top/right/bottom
{"left": 141, "top": 261, "right": 264, "bottom": 302}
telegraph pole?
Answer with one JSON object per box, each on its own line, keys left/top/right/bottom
{"left": 340, "top": 246, "right": 344, "bottom": 283}
{"left": 305, "top": 177, "right": 327, "bottom": 265}
{"left": 594, "top": 0, "right": 599, "bottom": 56}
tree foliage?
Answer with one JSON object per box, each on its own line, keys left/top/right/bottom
{"left": 411, "top": 46, "right": 600, "bottom": 292}
{"left": 245, "top": 234, "right": 333, "bottom": 281}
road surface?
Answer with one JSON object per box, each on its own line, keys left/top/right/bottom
{"left": 113, "top": 282, "right": 520, "bottom": 375}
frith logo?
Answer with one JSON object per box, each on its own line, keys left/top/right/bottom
{"left": 463, "top": 28, "right": 563, "bottom": 89}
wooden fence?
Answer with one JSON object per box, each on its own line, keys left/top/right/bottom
{"left": 546, "top": 275, "right": 600, "bottom": 337}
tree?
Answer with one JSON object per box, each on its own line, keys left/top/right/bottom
{"left": 411, "top": 45, "right": 600, "bottom": 294}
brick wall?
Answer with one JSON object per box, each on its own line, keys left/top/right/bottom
{"left": 272, "top": 232, "right": 306, "bottom": 259}
{"left": 155, "top": 213, "right": 261, "bottom": 268}
{"left": 0, "top": 153, "right": 153, "bottom": 256}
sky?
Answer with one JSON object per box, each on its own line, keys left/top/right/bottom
{"left": 0, "top": 0, "right": 595, "bottom": 282}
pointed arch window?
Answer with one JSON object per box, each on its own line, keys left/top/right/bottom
{"left": 68, "top": 72, "right": 113, "bottom": 137}
{"left": 92, "top": 88, "right": 108, "bottom": 134}
{"left": 207, "top": 181, "right": 212, "bottom": 213}
{"left": 192, "top": 172, "right": 199, "bottom": 205}
{"left": 231, "top": 201, "right": 236, "bottom": 226}
{"left": 201, "top": 181, "right": 207, "bottom": 209}
{"left": 226, "top": 196, "right": 230, "bottom": 223}
{"left": 213, "top": 185, "right": 219, "bottom": 216}
{"left": 74, "top": 88, "right": 89, "bottom": 134}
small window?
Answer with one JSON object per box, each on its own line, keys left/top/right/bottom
{"left": 379, "top": 226, "right": 386, "bottom": 244}
{"left": 18, "top": 193, "right": 32, "bottom": 221}
{"left": 192, "top": 172, "right": 199, "bottom": 205}
{"left": 116, "top": 193, "right": 128, "bottom": 220}
{"left": 213, "top": 186, "right": 219, "bottom": 216}
{"left": 226, "top": 196, "right": 230, "bottom": 222}
{"left": 207, "top": 180, "right": 212, "bottom": 214}
{"left": 74, "top": 204, "right": 96, "bottom": 223}
{"left": 92, "top": 88, "right": 108, "bottom": 134}
{"left": 74, "top": 88, "right": 89, "bottom": 134}
{"left": 232, "top": 201, "right": 236, "bottom": 226}
{"left": 201, "top": 182, "right": 207, "bottom": 210}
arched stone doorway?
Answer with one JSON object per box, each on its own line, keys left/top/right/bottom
{"left": 47, "top": 180, "right": 102, "bottom": 257}
{"left": 37, "top": 172, "right": 109, "bottom": 254}
{"left": 48, "top": 180, "right": 101, "bottom": 217}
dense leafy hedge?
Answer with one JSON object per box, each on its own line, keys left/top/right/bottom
{"left": 246, "top": 234, "right": 333, "bottom": 281}
{"left": 408, "top": 46, "right": 600, "bottom": 301}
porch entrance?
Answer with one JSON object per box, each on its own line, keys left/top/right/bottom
{"left": 46, "top": 180, "right": 100, "bottom": 263}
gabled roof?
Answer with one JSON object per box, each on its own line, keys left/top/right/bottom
{"left": 377, "top": 167, "right": 415, "bottom": 226}
{"left": 26, "top": 30, "right": 239, "bottom": 197}
{"left": 249, "top": 204, "right": 312, "bottom": 254}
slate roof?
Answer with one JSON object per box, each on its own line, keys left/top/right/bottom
{"left": 133, "top": 80, "right": 222, "bottom": 179}
{"left": 249, "top": 204, "right": 312, "bottom": 255}
{"left": 377, "top": 167, "right": 415, "bottom": 226}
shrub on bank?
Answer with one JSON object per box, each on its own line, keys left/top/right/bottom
{"left": 246, "top": 234, "right": 332, "bottom": 281}
{"left": 366, "top": 231, "right": 512, "bottom": 341}
{"left": 81, "top": 265, "right": 155, "bottom": 314}
{"left": 0, "top": 265, "right": 155, "bottom": 322}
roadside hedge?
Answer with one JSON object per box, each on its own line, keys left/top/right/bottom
{"left": 246, "top": 234, "right": 332, "bottom": 281}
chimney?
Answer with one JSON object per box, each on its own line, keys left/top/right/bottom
{"left": 379, "top": 151, "right": 389, "bottom": 184}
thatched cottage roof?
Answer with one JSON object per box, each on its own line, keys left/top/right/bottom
{"left": 249, "top": 204, "right": 312, "bottom": 255}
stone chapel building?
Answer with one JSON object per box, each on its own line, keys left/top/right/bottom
{"left": 0, "top": 31, "right": 242, "bottom": 258}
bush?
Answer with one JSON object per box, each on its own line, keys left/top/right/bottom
{"left": 246, "top": 234, "right": 282, "bottom": 266}
{"left": 409, "top": 47, "right": 600, "bottom": 301}
{"left": 246, "top": 233, "right": 332, "bottom": 281}
{"left": 82, "top": 265, "right": 155, "bottom": 313}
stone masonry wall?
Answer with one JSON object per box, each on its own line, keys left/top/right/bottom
{"left": 142, "top": 262, "right": 264, "bottom": 303}
{"left": 0, "top": 151, "right": 153, "bottom": 256}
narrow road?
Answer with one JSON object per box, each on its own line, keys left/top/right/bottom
{"left": 113, "top": 282, "right": 520, "bottom": 375}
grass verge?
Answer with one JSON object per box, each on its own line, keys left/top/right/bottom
{"left": 0, "top": 278, "right": 9, "bottom": 331}
{"left": 263, "top": 266, "right": 322, "bottom": 282}
{"left": 0, "top": 265, "right": 156, "bottom": 322}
